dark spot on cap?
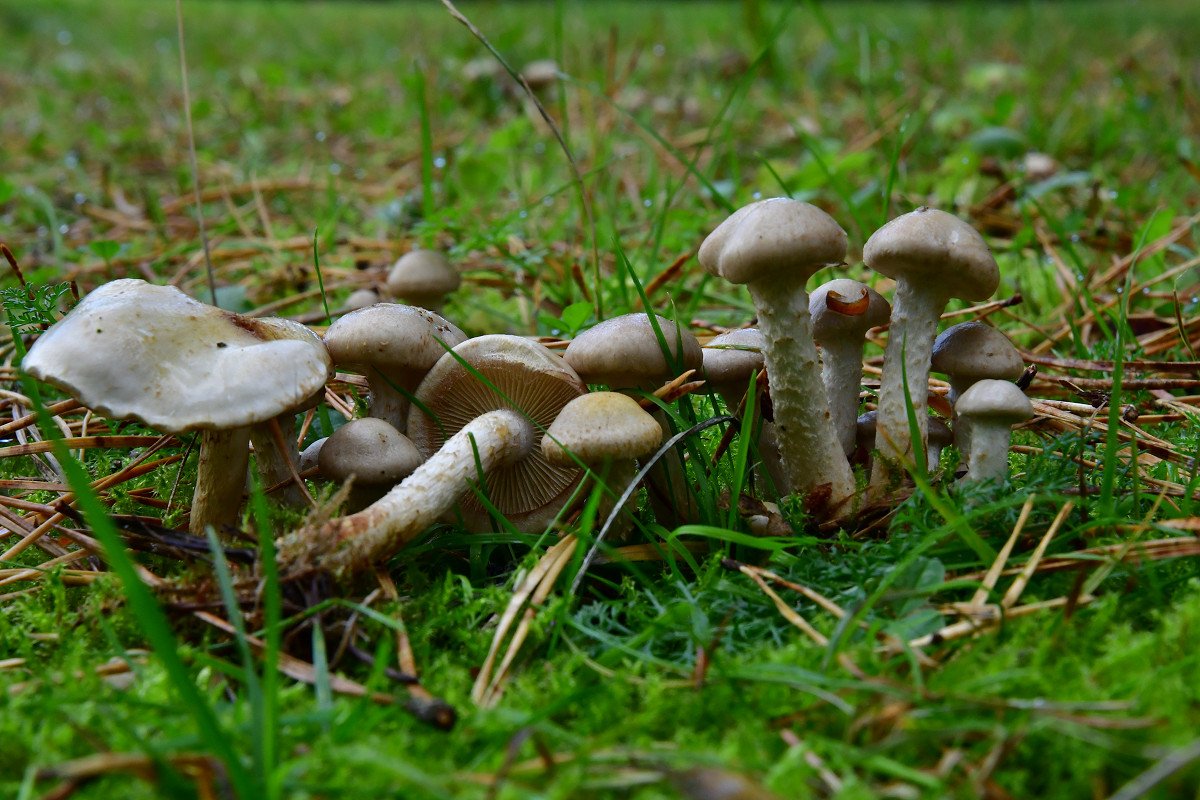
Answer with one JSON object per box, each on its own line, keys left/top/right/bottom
{"left": 216, "top": 342, "right": 227, "bottom": 348}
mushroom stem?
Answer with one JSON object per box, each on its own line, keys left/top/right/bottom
{"left": 366, "top": 375, "right": 410, "bottom": 430}
{"left": 748, "top": 280, "right": 856, "bottom": 505}
{"left": 946, "top": 376, "right": 974, "bottom": 468}
{"left": 961, "top": 422, "right": 1013, "bottom": 482}
{"left": 819, "top": 338, "right": 867, "bottom": 456}
{"left": 191, "top": 428, "right": 251, "bottom": 536}
{"left": 590, "top": 458, "right": 640, "bottom": 542}
{"left": 869, "top": 280, "right": 942, "bottom": 492}
{"left": 249, "top": 417, "right": 309, "bottom": 508}
{"left": 279, "top": 409, "right": 533, "bottom": 578}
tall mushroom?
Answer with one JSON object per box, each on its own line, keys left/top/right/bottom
{"left": 698, "top": 198, "right": 856, "bottom": 508}
{"left": 323, "top": 304, "right": 466, "bottom": 430}
{"left": 953, "top": 380, "right": 1032, "bottom": 483}
{"left": 809, "top": 279, "right": 890, "bottom": 456}
{"left": 22, "top": 279, "right": 332, "bottom": 535}
{"left": 863, "top": 207, "right": 999, "bottom": 493}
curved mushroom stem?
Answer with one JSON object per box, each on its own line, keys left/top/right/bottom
{"left": 869, "top": 281, "right": 944, "bottom": 494}
{"left": 278, "top": 409, "right": 533, "bottom": 579}
{"left": 960, "top": 421, "right": 1013, "bottom": 483}
{"left": 820, "top": 338, "right": 867, "bottom": 456}
{"left": 191, "top": 428, "right": 251, "bottom": 537}
{"left": 748, "top": 280, "right": 856, "bottom": 508}
{"left": 366, "top": 375, "right": 410, "bottom": 430}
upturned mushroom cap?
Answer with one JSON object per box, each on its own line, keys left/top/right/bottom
{"left": 564, "top": 313, "right": 702, "bottom": 389}
{"left": 697, "top": 197, "right": 848, "bottom": 286}
{"left": 323, "top": 304, "right": 466, "bottom": 387}
{"left": 541, "top": 392, "right": 662, "bottom": 467}
{"left": 863, "top": 207, "right": 999, "bottom": 301}
{"left": 318, "top": 418, "right": 423, "bottom": 486}
{"left": 701, "top": 328, "right": 765, "bottom": 390}
{"left": 809, "top": 279, "right": 891, "bottom": 342}
{"left": 408, "top": 334, "right": 586, "bottom": 531}
{"left": 931, "top": 322, "right": 1023, "bottom": 386}
{"left": 23, "top": 279, "right": 332, "bottom": 434}
{"left": 385, "top": 250, "right": 461, "bottom": 306}
{"left": 954, "top": 380, "right": 1033, "bottom": 423}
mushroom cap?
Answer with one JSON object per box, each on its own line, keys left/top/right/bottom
{"left": 863, "top": 207, "right": 999, "bottom": 301}
{"left": 317, "top": 418, "right": 423, "bottom": 486}
{"left": 344, "top": 288, "right": 380, "bottom": 311}
{"left": 809, "top": 279, "right": 891, "bottom": 343}
{"left": 408, "top": 334, "right": 586, "bottom": 531}
{"left": 927, "top": 416, "right": 954, "bottom": 447}
{"left": 931, "top": 322, "right": 1023, "bottom": 384}
{"left": 520, "top": 59, "right": 559, "bottom": 90}
{"left": 541, "top": 392, "right": 662, "bottom": 467}
{"left": 385, "top": 249, "right": 461, "bottom": 302}
{"left": 697, "top": 197, "right": 848, "bottom": 286}
{"left": 23, "top": 279, "right": 332, "bottom": 434}
{"left": 954, "top": 379, "right": 1033, "bottom": 423}
{"left": 564, "top": 313, "right": 702, "bottom": 388}
{"left": 323, "top": 304, "right": 466, "bottom": 387}
{"left": 701, "top": 328, "right": 765, "bottom": 386}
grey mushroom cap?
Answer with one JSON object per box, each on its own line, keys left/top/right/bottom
{"left": 541, "top": 392, "right": 662, "bottom": 466}
{"left": 863, "top": 207, "right": 999, "bottom": 301}
{"left": 809, "top": 279, "right": 891, "bottom": 342}
{"left": 564, "top": 313, "right": 702, "bottom": 388}
{"left": 318, "top": 418, "right": 423, "bottom": 485}
{"left": 323, "top": 304, "right": 466, "bottom": 382}
{"left": 931, "top": 322, "right": 1024, "bottom": 385}
{"left": 697, "top": 197, "right": 848, "bottom": 286}
{"left": 928, "top": 417, "right": 954, "bottom": 447}
{"left": 954, "top": 380, "right": 1033, "bottom": 423}
{"left": 23, "top": 279, "right": 332, "bottom": 434}
{"left": 385, "top": 249, "right": 461, "bottom": 304}
{"left": 701, "top": 328, "right": 765, "bottom": 387}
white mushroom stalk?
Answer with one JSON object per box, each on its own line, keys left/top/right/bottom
{"left": 863, "top": 208, "right": 999, "bottom": 494}
{"left": 278, "top": 410, "right": 533, "bottom": 578}
{"left": 953, "top": 380, "right": 1032, "bottom": 483}
{"left": 698, "top": 198, "right": 856, "bottom": 509}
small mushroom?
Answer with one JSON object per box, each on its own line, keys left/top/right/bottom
{"left": 863, "top": 207, "right": 999, "bottom": 493}
{"left": 856, "top": 411, "right": 951, "bottom": 474}
{"left": 927, "top": 417, "right": 954, "bottom": 473}
{"left": 23, "top": 279, "right": 332, "bottom": 536}
{"left": 317, "top": 418, "right": 423, "bottom": 512}
{"left": 385, "top": 249, "right": 461, "bottom": 311}
{"left": 323, "top": 304, "right": 466, "bottom": 430}
{"left": 931, "top": 321, "right": 1024, "bottom": 469}
{"left": 953, "top": 380, "right": 1032, "bottom": 483}
{"left": 699, "top": 198, "right": 856, "bottom": 508}
{"left": 809, "top": 278, "right": 890, "bottom": 456}
{"left": 541, "top": 392, "right": 661, "bottom": 539}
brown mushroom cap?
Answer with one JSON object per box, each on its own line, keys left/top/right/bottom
{"left": 928, "top": 417, "right": 954, "bottom": 448}
{"left": 541, "top": 392, "right": 662, "bottom": 467}
{"left": 385, "top": 250, "right": 461, "bottom": 305}
{"left": 23, "top": 279, "right": 332, "bottom": 434}
{"left": 318, "top": 418, "right": 423, "bottom": 486}
{"left": 809, "top": 279, "right": 891, "bottom": 342}
{"left": 564, "top": 313, "right": 701, "bottom": 388}
{"left": 931, "top": 322, "right": 1024, "bottom": 385}
{"left": 862, "top": 207, "right": 999, "bottom": 301}
{"left": 407, "top": 334, "right": 586, "bottom": 531}
{"left": 323, "top": 304, "right": 466, "bottom": 387}
{"left": 697, "top": 197, "right": 848, "bottom": 286}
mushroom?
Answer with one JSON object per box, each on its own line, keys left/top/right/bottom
{"left": 808, "top": 278, "right": 890, "bottom": 456}
{"left": 385, "top": 249, "right": 461, "bottom": 311}
{"left": 564, "top": 313, "right": 702, "bottom": 526}
{"left": 317, "top": 417, "right": 423, "bottom": 512}
{"left": 855, "top": 411, "right": 951, "bottom": 474}
{"left": 344, "top": 288, "right": 380, "bottom": 311}
{"left": 323, "top": 304, "right": 466, "bottom": 430}
{"left": 863, "top": 207, "right": 999, "bottom": 492}
{"left": 22, "top": 279, "right": 332, "bottom": 535}
{"left": 698, "top": 197, "right": 856, "bottom": 508}
{"left": 541, "top": 392, "right": 662, "bottom": 539}
{"left": 931, "top": 321, "right": 1024, "bottom": 469}
{"left": 407, "top": 334, "right": 586, "bottom": 532}
{"left": 952, "top": 380, "right": 1032, "bottom": 483}
{"left": 700, "top": 328, "right": 786, "bottom": 490}
{"left": 927, "top": 417, "right": 954, "bottom": 473}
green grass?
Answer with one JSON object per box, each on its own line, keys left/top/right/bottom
{"left": 2, "top": 0, "right": 1200, "bottom": 797}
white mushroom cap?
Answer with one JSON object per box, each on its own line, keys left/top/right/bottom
{"left": 23, "top": 279, "right": 332, "bottom": 434}
{"left": 385, "top": 250, "right": 461, "bottom": 308}
{"left": 324, "top": 304, "right": 465, "bottom": 382}
{"left": 809, "top": 279, "right": 891, "bottom": 342}
{"left": 954, "top": 379, "right": 1033, "bottom": 423}
{"left": 697, "top": 197, "right": 847, "bottom": 286}
{"left": 318, "top": 418, "right": 423, "bottom": 486}
{"left": 520, "top": 59, "right": 559, "bottom": 91}
{"left": 541, "top": 392, "right": 662, "bottom": 467}
{"left": 863, "top": 207, "right": 999, "bottom": 302}
{"left": 407, "top": 334, "right": 586, "bottom": 532}
{"left": 564, "top": 313, "right": 702, "bottom": 389}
